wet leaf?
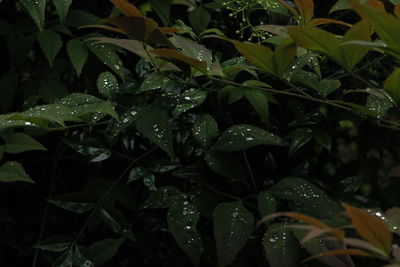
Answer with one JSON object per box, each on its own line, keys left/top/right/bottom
{"left": 136, "top": 72, "right": 180, "bottom": 94}
{"left": 128, "top": 167, "right": 156, "bottom": 191}
{"left": 167, "top": 199, "right": 203, "bottom": 266}
{"left": 37, "top": 30, "right": 63, "bottom": 66}
{"left": 135, "top": 109, "right": 175, "bottom": 158}
{"left": 386, "top": 207, "right": 400, "bottom": 234}
{"left": 269, "top": 177, "right": 342, "bottom": 218}
{"left": 213, "top": 125, "right": 285, "bottom": 151}
{"left": 140, "top": 186, "right": 183, "bottom": 209}
{"left": 97, "top": 72, "right": 119, "bottom": 99}
{"left": 67, "top": 38, "right": 89, "bottom": 77}
{"left": 295, "top": 0, "right": 314, "bottom": 24}
{"left": 4, "top": 133, "right": 46, "bottom": 154}
{"left": 174, "top": 35, "right": 213, "bottom": 67}
{"left": 263, "top": 224, "right": 300, "bottom": 267}
{"left": 192, "top": 114, "right": 219, "bottom": 147}
{"left": 213, "top": 201, "right": 254, "bottom": 267}
{"left": 174, "top": 89, "right": 207, "bottom": 116}
{"left": 20, "top": 0, "right": 46, "bottom": 31}
{"left": 258, "top": 191, "right": 277, "bottom": 217}
{"left": 51, "top": 0, "right": 73, "bottom": 24}
{"left": 0, "top": 161, "right": 34, "bottom": 183}
{"left": 150, "top": 49, "right": 208, "bottom": 74}
{"left": 286, "top": 127, "right": 313, "bottom": 155}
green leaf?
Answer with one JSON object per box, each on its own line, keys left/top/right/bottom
{"left": 366, "top": 93, "right": 393, "bottom": 119}
{"left": 192, "top": 114, "right": 219, "bottom": 147}
{"left": 100, "top": 207, "right": 134, "bottom": 239}
{"left": 340, "top": 21, "right": 371, "bottom": 70}
{"left": 384, "top": 68, "right": 400, "bottom": 104}
{"left": 85, "top": 37, "right": 125, "bottom": 80}
{"left": 136, "top": 72, "right": 180, "bottom": 94}
{"left": 286, "top": 127, "right": 314, "bottom": 155}
{"left": 51, "top": 0, "right": 73, "bottom": 24}
{"left": 385, "top": 207, "right": 400, "bottom": 234}
{"left": 128, "top": 167, "right": 157, "bottom": 191}
{"left": 140, "top": 186, "right": 183, "bottom": 209}
{"left": 97, "top": 72, "right": 119, "bottom": 99}
{"left": 263, "top": 224, "right": 300, "bottom": 267}
{"left": 245, "top": 89, "right": 269, "bottom": 122}
{"left": 269, "top": 177, "right": 342, "bottom": 218}
{"left": 34, "top": 236, "right": 71, "bottom": 252}
{"left": 135, "top": 109, "right": 175, "bottom": 158}
{"left": 174, "top": 35, "right": 213, "bottom": 67}
{"left": 167, "top": 199, "right": 204, "bottom": 266}
{"left": 173, "top": 89, "right": 207, "bottom": 116}
{"left": 189, "top": 6, "right": 211, "bottom": 34}
{"left": 64, "top": 140, "right": 111, "bottom": 163}
{"left": 65, "top": 9, "right": 101, "bottom": 27}
{"left": 20, "top": 0, "right": 46, "bottom": 31}
{"left": 274, "top": 40, "right": 297, "bottom": 77}
{"left": 87, "top": 238, "right": 124, "bottom": 266}
{"left": 205, "top": 151, "right": 246, "bottom": 182}
{"left": 150, "top": 0, "right": 170, "bottom": 26}
{"left": 4, "top": 133, "right": 46, "bottom": 154}
{"left": 258, "top": 191, "right": 277, "bottom": 218}
{"left": 213, "top": 201, "right": 254, "bottom": 267}
{"left": 0, "top": 70, "right": 18, "bottom": 112}
{"left": 67, "top": 38, "right": 89, "bottom": 77}
{"left": 47, "top": 192, "right": 95, "bottom": 214}
{"left": 213, "top": 125, "right": 285, "bottom": 151}
{"left": 37, "top": 30, "right": 63, "bottom": 67}
{"left": 0, "top": 161, "right": 34, "bottom": 183}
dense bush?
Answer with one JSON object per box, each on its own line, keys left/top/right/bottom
{"left": 2, "top": 0, "right": 400, "bottom": 266}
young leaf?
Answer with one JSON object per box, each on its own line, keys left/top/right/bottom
{"left": 294, "top": 0, "right": 314, "bottom": 25}
{"left": 20, "top": 0, "right": 46, "bottom": 31}
{"left": 384, "top": 68, "right": 400, "bottom": 104}
{"left": 342, "top": 203, "right": 392, "bottom": 255}
{"left": 111, "top": 0, "right": 142, "bottom": 17}
{"left": 67, "top": 38, "right": 89, "bottom": 77}
{"left": 51, "top": 0, "right": 73, "bottom": 24}
{"left": 135, "top": 109, "right": 175, "bottom": 158}
{"left": 263, "top": 224, "right": 300, "bottom": 267}
{"left": 167, "top": 200, "right": 204, "bottom": 266}
{"left": 97, "top": 72, "right": 119, "bottom": 99}
{"left": 192, "top": 114, "right": 219, "bottom": 147}
{"left": 213, "top": 125, "right": 285, "bottom": 151}
{"left": 189, "top": 6, "right": 211, "bottom": 34}
{"left": 37, "top": 30, "right": 63, "bottom": 66}
{"left": 0, "top": 161, "right": 34, "bottom": 183}
{"left": 150, "top": 49, "right": 208, "bottom": 74}
{"left": 213, "top": 202, "right": 254, "bottom": 267}
{"left": 4, "top": 133, "right": 46, "bottom": 154}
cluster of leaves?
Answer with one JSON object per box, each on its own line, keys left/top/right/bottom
{"left": 2, "top": 0, "right": 400, "bottom": 266}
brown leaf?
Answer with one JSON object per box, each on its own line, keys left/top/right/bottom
{"left": 150, "top": 49, "right": 208, "bottom": 74}
{"left": 302, "top": 249, "right": 376, "bottom": 264}
{"left": 111, "top": 0, "right": 142, "bottom": 17}
{"left": 295, "top": 0, "right": 314, "bottom": 24}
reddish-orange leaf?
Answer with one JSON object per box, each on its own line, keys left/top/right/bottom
{"left": 302, "top": 249, "right": 377, "bottom": 263}
{"left": 367, "top": 0, "right": 386, "bottom": 11}
{"left": 309, "top": 18, "right": 352, "bottom": 27}
{"left": 150, "top": 49, "right": 208, "bottom": 74}
{"left": 159, "top": 27, "right": 181, "bottom": 35}
{"left": 343, "top": 237, "right": 386, "bottom": 255}
{"left": 111, "top": 0, "right": 142, "bottom": 17}
{"left": 395, "top": 5, "right": 400, "bottom": 18}
{"left": 274, "top": 40, "right": 296, "bottom": 77}
{"left": 342, "top": 203, "right": 392, "bottom": 255}
{"left": 294, "top": 0, "right": 314, "bottom": 24}
{"left": 79, "top": 25, "right": 126, "bottom": 35}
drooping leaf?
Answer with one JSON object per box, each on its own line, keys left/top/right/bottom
{"left": 47, "top": 192, "right": 95, "bottom": 214}
{"left": 97, "top": 72, "right": 119, "bottom": 99}
{"left": 213, "top": 201, "right": 254, "bottom": 267}
{"left": 51, "top": 0, "right": 73, "bottom": 24}
{"left": 213, "top": 125, "right": 285, "bottom": 151}
{"left": 263, "top": 224, "right": 300, "bottom": 267}
{"left": 37, "top": 30, "right": 63, "bottom": 66}
{"left": 20, "top": 0, "right": 46, "bottom": 31}
{"left": 0, "top": 161, "right": 34, "bottom": 183}
{"left": 67, "top": 38, "right": 89, "bottom": 77}
{"left": 189, "top": 6, "right": 211, "bottom": 34}
{"left": 192, "top": 114, "right": 219, "bottom": 147}
{"left": 167, "top": 199, "right": 204, "bottom": 266}
{"left": 342, "top": 203, "right": 392, "bottom": 255}
{"left": 135, "top": 109, "right": 175, "bottom": 158}
{"left": 4, "top": 133, "right": 46, "bottom": 154}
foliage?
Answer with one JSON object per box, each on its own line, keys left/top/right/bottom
{"left": 2, "top": 0, "right": 400, "bottom": 266}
